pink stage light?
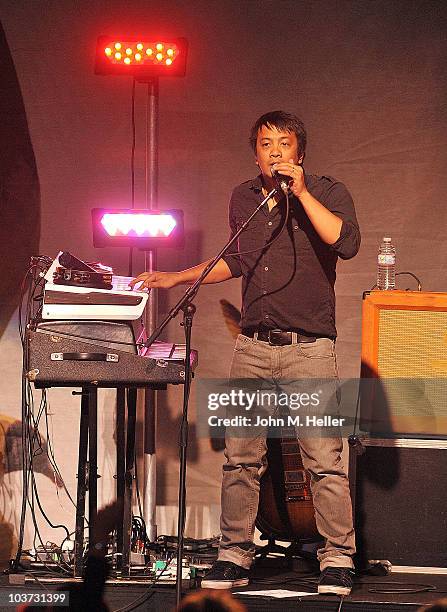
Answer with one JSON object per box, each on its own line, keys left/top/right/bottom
{"left": 92, "top": 208, "right": 184, "bottom": 249}
{"left": 101, "top": 212, "right": 176, "bottom": 238}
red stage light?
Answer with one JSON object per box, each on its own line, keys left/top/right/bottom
{"left": 95, "top": 36, "right": 188, "bottom": 79}
{"left": 92, "top": 208, "right": 184, "bottom": 249}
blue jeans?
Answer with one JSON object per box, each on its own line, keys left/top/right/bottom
{"left": 217, "top": 334, "right": 355, "bottom": 570}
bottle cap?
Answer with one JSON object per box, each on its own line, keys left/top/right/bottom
{"left": 383, "top": 237, "right": 391, "bottom": 242}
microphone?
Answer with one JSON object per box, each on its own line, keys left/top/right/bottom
{"left": 271, "top": 168, "right": 291, "bottom": 193}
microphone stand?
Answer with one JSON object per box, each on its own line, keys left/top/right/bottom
{"left": 143, "top": 185, "right": 280, "bottom": 607}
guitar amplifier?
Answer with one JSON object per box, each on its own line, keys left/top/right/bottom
{"left": 360, "top": 290, "right": 447, "bottom": 437}
{"left": 350, "top": 437, "right": 447, "bottom": 570}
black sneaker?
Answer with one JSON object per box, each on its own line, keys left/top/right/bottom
{"left": 201, "top": 561, "right": 249, "bottom": 589}
{"left": 318, "top": 566, "right": 354, "bottom": 596}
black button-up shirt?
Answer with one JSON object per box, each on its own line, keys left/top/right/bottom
{"left": 221, "top": 172, "right": 361, "bottom": 338}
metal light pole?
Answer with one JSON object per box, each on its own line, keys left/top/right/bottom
{"left": 143, "top": 78, "right": 159, "bottom": 541}
{"left": 94, "top": 32, "right": 189, "bottom": 567}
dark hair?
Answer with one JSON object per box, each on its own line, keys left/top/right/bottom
{"left": 177, "top": 589, "right": 247, "bottom": 612}
{"left": 249, "top": 110, "right": 307, "bottom": 157}
{"left": 418, "top": 599, "right": 447, "bottom": 612}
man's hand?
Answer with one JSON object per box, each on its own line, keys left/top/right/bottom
{"left": 273, "top": 158, "right": 342, "bottom": 245}
{"left": 129, "top": 271, "right": 182, "bottom": 290}
{"left": 273, "top": 158, "right": 307, "bottom": 198}
{"left": 130, "top": 259, "right": 233, "bottom": 289}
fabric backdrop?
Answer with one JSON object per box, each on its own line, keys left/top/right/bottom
{"left": 0, "top": 0, "right": 445, "bottom": 561}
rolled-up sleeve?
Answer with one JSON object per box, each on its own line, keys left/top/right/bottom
{"left": 323, "top": 179, "right": 361, "bottom": 260}
{"left": 221, "top": 193, "right": 242, "bottom": 278}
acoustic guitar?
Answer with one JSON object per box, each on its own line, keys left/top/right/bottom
{"left": 256, "top": 420, "right": 320, "bottom": 542}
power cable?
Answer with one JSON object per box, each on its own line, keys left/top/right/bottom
{"left": 128, "top": 77, "right": 137, "bottom": 277}
{"left": 111, "top": 554, "right": 175, "bottom": 612}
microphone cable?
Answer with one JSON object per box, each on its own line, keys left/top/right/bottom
{"left": 229, "top": 185, "right": 291, "bottom": 258}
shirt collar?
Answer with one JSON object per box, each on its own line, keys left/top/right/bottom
{"left": 248, "top": 174, "right": 263, "bottom": 192}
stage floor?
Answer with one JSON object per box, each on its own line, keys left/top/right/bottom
{"left": 1, "top": 562, "right": 447, "bottom": 612}
{"left": 105, "top": 570, "right": 447, "bottom": 611}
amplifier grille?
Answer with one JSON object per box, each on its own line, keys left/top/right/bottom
{"left": 378, "top": 309, "right": 447, "bottom": 377}
{"left": 361, "top": 292, "right": 447, "bottom": 435}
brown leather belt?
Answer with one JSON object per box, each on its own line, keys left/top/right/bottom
{"left": 242, "top": 328, "right": 320, "bottom": 346}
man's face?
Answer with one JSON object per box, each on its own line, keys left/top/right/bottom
{"left": 255, "top": 123, "right": 303, "bottom": 183}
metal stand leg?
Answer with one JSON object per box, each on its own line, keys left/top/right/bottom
{"left": 175, "top": 304, "right": 196, "bottom": 606}
{"left": 88, "top": 387, "right": 98, "bottom": 541}
{"left": 122, "top": 388, "right": 137, "bottom": 576}
{"left": 116, "top": 388, "right": 126, "bottom": 570}
{"left": 143, "top": 389, "right": 157, "bottom": 542}
{"left": 74, "top": 389, "right": 90, "bottom": 578}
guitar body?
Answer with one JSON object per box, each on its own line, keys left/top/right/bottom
{"left": 256, "top": 433, "right": 320, "bottom": 542}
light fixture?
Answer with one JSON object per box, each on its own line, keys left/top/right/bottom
{"left": 92, "top": 208, "right": 184, "bottom": 249}
{"left": 95, "top": 36, "right": 188, "bottom": 79}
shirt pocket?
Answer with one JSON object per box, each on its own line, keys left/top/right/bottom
{"left": 235, "top": 216, "right": 267, "bottom": 250}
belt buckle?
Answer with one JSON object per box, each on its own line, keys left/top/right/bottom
{"left": 268, "top": 330, "right": 283, "bottom": 345}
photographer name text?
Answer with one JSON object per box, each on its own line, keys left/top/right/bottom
{"left": 208, "top": 414, "right": 345, "bottom": 428}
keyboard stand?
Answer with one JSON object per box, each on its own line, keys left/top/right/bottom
{"left": 73, "top": 385, "right": 138, "bottom": 578}
{"left": 26, "top": 324, "right": 197, "bottom": 578}
{"left": 121, "top": 387, "right": 137, "bottom": 576}
{"left": 73, "top": 386, "right": 98, "bottom": 577}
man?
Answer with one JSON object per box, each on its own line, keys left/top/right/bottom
{"left": 131, "top": 111, "right": 360, "bottom": 596}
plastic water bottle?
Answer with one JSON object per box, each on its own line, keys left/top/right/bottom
{"left": 377, "top": 237, "right": 396, "bottom": 290}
